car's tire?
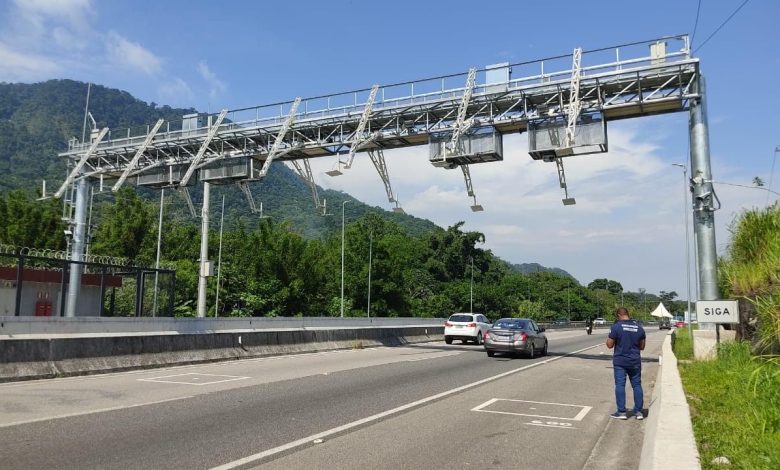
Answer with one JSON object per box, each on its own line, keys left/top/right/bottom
{"left": 542, "top": 341, "right": 548, "bottom": 356}
{"left": 475, "top": 333, "right": 483, "bottom": 345}
{"left": 486, "top": 350, "right": 495, "bottom": 357}
{"left": 445, "top": 336, "right": 453, "bottom": 345}
{"left": 528, "top": 344, "right": 535, "bottom": 359}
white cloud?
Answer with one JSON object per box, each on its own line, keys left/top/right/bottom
{"left": 106, "top": 31, "right": 162, "bottom": 76}
{"left": 0, "top": 41, "right": 61, "bottom": 81}
{"left": 158, "top": 77, "right": 194, "bottom": 104}
{"left": 197, "top": 60, "right": 227, "bottom": 101}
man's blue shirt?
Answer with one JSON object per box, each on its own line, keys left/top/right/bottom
{"left": 608, "top": 320, "right": 646, "bottom": 368}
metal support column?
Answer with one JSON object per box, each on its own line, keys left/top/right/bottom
{"left": 135, "top": 269, "right": 144, "bottom": 317}
{"left": 65, "top": 177, "right": 89, "bottom": 317}
{"left": 99, "top": 267, "right": 107, "bottom": 317}
{"left": 689, "top": 76, "right": 719, "bottom": 304}
{"left": 14, "top": 256, "right": 24, "bottom": 316}
{"left": 197, "top": 181, "right": 211, "bottom": 317}
{"left": 168, "top": 273, "right": 176, "bottom": 317}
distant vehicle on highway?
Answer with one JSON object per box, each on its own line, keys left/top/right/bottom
{"left": 483, "top": 318, "right": 548, "bottom": 358}
{"left": 594, "top": 317, "right": 606, "bottom": 325}
{"left": 675, "top": 320, "right": 686, "bottom": 328}
{"left": 554, "top": 318, "right": 571, "bottom": 326}
{"left": 659, "top": 318, "right": 672, "bottom": 330}
{"left": 444, "top": 313, "right": 491, "bottom": 345}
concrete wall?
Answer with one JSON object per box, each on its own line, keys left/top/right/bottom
{"left": 0, "top": 316, "right": 445, "bottom": 337}
{"left": 0, "top": 325, "right": 444, "bottom": 382}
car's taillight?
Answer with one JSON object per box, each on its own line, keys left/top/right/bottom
{"left": 444, "top": 321, "right": 452, "bottom": 327}
{"left": 484, "top": 332, "right": 490, "bottom": 340}
{"left": 467, "top": 322, "right": 476, "bottom": 328}
{"left": 515, "top": 332, "right": 528, "bottom": 341}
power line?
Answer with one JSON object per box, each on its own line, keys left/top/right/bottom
{"left": 691, "top": 0, "right": 702, "bottom": 48}
{"left": 694, "top": 0, "right": 751, "bottom": 53}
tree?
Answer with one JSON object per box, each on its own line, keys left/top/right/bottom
{"left": 91, "top": 188, "right": 154, "bottom": 261}
{"left": 588, "top": 278, "right": 623, "bottom": 295}
{"left": 658, "top": 290, "right": 678, "bottom": 304}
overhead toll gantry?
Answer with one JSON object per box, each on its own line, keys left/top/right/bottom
{"left": 54, "top": 35, "right": 719, "bottom": 320}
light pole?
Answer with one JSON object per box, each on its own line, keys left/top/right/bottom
{"left": 340, "top": 200, "right": 349, "bottom": 318}
{"left": 152, "top": 188, "right": 164, "bottom": 317}
{"left": 673, "top": 163, "right": 694, "bottom": 340}
{"left": 215, "top": 194, "right": 226, "bottom": 318}
{"left": 367, "top": 230, "right": 373, "bottom": 319}
{"left": 469, "top": 257, "right": 474, "bottom": 313}
{"left": 639, "top": 288, "right": 646, "bottom": 316}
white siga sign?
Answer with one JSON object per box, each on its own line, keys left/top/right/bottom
{"left": 696, "top": 300, "right": 739, "bottom": 324}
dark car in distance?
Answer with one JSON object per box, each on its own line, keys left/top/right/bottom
{"left": 483, "top": 318, "right": 548, "bottom": 358}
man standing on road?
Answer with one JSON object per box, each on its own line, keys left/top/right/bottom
{"left": 606, "top": 307, "right": 646, "bottom": 420}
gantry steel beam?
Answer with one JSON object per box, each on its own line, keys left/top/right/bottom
{"left": 112, "top": 119, "right": 165, "bottom": 191}
{"left": 55, "top": 127, "right": 108, "bottom": 198}
{"left": 289, "top": 159, "right": 324, "bottom": 212}
{"left": 180, "top": 109, "right": 228, "bottom": 187}
{"left": 367, "top": 149, "right": 400, "bottom": 210}
{"left": 343, "top": 85, "right": 380, "bottom": 170}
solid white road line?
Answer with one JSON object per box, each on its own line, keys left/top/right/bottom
{"left": 210, "top": 343, "right": 602, "bottom": 470}
{"left": 0, "top": 395, "right": 194, "bottom": 429}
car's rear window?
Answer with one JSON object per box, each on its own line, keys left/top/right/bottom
{"left": 448, "top": 314, "right": 474, "bottom": 323}
{"left": 493, "top": 319, "right": 528, "bottom": 329}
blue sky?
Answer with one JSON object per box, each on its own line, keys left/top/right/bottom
{"left": 1, "top": 0, "right": 778, "bottom": 299}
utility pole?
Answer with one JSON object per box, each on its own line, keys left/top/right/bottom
{"left": 340, "top": 200, "right": 349, "bottom": 318}
{"left": 367, "top": 230, "right": 372, "bottom": 318}
{"left": 152, "top": 188, "right": 164, "bottom": 317}
{"left": 674, "top": 163, "right": 694, "bottom": 340}
{"left": 470, "top": 257, "right": 474, "bottom": 313}
{"left": 215, "top": 194, "right": 225, "bottom": 318}
{"left": 197, "top": 182, "right": 210, "bottom": 318}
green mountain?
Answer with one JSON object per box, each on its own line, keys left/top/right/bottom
{"left": 511, "top": 262, "right": 574, "bottom": 279}
{"left": 0, "top": 79, "right": 435, "bottom": 238}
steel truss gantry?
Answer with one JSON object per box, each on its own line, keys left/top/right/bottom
{"left": 60, "top": 36, "right": 699, "bottom": 192}
{"left": 55, "top": 35, "right": 720, "bottom": 317}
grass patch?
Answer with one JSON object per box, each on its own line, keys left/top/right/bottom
{"left": 672, "top": 328, "right": 694, "bottom": 360}
{"left": 679, "top": 342, "right": 780, "bottom": 469}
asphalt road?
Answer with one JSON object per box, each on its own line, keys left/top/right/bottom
{"left": 0, "top": 328, "right": 665, "bottom": 469}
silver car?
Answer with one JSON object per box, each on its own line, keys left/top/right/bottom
{"left": 484, "top": 318, "right": 548, "bottom": 358}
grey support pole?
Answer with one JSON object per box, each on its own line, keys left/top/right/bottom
{"left": 197, "top": 182, "right": 211, "bottom": 318}
{"left": 689, "top": 76, "right": 719, "bottom": 306}
{"left": 65, "top": 178, "right": 89, "bottom": 317}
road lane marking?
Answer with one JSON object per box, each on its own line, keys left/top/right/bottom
{"left": 0, "top": 396, "right": 194, "bottom": 429}
{"left": 526, "top": 420, "right": 576, "bottom": 429}
{"left": 210, "top": 343, "right": 601, "bottom": 470}
{"left": 471, "top": 398, "right": 592, "bottom": 421}
{"left": 139, "top": 373, "right": 250, "bottom": 386}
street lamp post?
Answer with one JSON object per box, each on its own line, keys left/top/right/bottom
{"left": 340, "top": 200, "right": 349, "bottom": 318}
{"left": 470, "top": 257, "right": 474, "bottom": 313}
{"left": 367, "top": 230, "right": 372, "bottom": 319}
{"left": 673, "top": 163, "right": 694, "bottom": 341}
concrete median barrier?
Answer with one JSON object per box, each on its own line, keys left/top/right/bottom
{"left": 0, "top": 325, "right": 443, "bottom": 382}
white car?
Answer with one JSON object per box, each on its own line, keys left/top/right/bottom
{"left": 444, "top": 313, "right": 491, "bottom": 345}
{"left": 594, "top": 317, "right": 606, "bottom": 325}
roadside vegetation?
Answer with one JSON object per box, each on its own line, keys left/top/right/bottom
{"left": 676, "top": 204, "right": 780, "bottom": 469}
{"left": 0, "top": 189, "right": 683, "bottom": 319}
{"left": 679, "top": 342, "right": 780, "bottom": 469}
